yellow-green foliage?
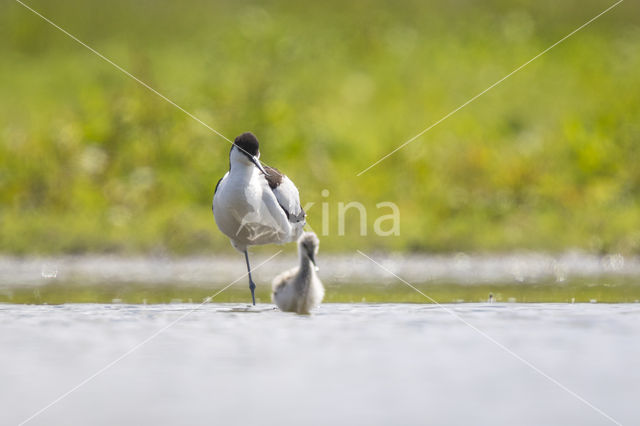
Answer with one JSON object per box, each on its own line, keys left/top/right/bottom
{"left": 1, "top": 0, "right": 639, "bottom": 254}
{"left": 2, "top": 280, "right": 639, "bottom": 304}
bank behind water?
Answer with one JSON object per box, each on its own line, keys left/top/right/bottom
{"left": 1, "top": 252, "right": 640, "bottom": 304}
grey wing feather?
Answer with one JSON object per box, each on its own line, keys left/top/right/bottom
{"left": 272, "top": 267, "right": 297, "bottom": 293}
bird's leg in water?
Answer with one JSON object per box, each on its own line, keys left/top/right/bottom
{"left": 244, "top": 250, "right": 256, "bottom": 305}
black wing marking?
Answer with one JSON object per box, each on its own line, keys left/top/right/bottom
{"left": 212, "top": 177, "right": 223, "bottom": 213}
{"left": 278, "top": 204, "right": 305, "bottom": 223}
{"left": 278, "top": 203, "right": 307, "bottom": 223}
{"left": 289, "top": 205, "right": 306, "bottom": 223}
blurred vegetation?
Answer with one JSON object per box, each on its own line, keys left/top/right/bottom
{"left": 1, "top": 0, "right": 639, "bottom": 255}
{"left": 3, "top": 279, "right": 639, "bottom": 304}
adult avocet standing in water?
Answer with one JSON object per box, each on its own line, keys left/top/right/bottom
{"left": 272, "top": 232, "right": 324, "bottom": 314}
{"left": 213, "top": 132, "right": 306, "bottom": 305}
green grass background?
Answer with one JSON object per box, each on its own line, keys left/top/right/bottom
{"left": 1, "top": 0, "right": 639, "bottom": 255}
{"left": 3, "top": 279, "right": 639, "bottom": 305}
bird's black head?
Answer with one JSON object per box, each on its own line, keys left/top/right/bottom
{"left": 233, "top": 132, "right": 260, "bottom": 157}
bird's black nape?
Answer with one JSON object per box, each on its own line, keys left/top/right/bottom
{"left": 234, "top": 132, "right": 260, "bottom": 157}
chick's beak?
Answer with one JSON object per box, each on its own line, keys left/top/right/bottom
{"left": 308, "top": 252, "right": 319, "bottom": 272}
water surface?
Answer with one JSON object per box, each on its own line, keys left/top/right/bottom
{"left": 1, "top": 303, "right": 639, "bottom": 425}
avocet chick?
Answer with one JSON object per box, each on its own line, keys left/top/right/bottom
{"left": 272, "top": 232, "right": 324, "bottom": 314}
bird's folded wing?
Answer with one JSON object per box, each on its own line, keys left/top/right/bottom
{"left": 263, "top": 167, "right": 305, "bottom": 223}
{"left": 272, "top": 176, "right": 305, "bottom": 223}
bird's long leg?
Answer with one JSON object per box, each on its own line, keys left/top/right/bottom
{"left": 244, "top": 250, "right": 256, "bottom": 306}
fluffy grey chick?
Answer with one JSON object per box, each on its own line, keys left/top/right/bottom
{"left": 272, "top": 232, "right": 324, "bottom": 314}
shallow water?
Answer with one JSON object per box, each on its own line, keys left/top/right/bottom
{"left": 1, "top": 303, "right": 639, "bottom": 426}
{"left": 3, "top": 252, "right": 639, "bottom": 287}
{"left": 3, "top": 253, "right": 640, "bottom": 304}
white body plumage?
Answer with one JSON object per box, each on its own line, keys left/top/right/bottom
{"left": 213, "top": 141, "right": 305, "bottom": 252}
{"left": 212, "top": 132, "right": 306, "bottom": 305}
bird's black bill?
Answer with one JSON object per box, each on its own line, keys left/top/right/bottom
{"left": 250, "top": 156, "right": 268, "bottom": 175}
